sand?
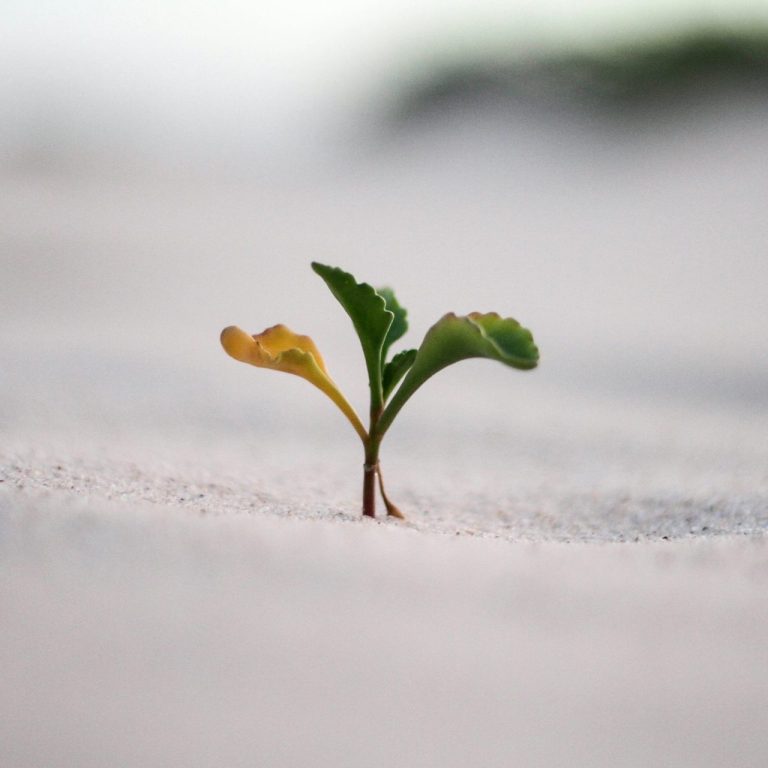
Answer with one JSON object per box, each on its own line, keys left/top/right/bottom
{"left": 2, "top": 488, "right": 767, "bottom": 768}
{"left": 2, "top": 105, "right": 768, "bottom": 765}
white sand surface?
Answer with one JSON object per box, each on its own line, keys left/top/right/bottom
{"left": 2, "top": 105, "right": 768, "bottom": 765}
{"left": 2, "top": 491, "right": 768, "bottom": 768}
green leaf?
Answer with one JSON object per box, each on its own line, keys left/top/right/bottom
{"left": 376, "top": 312, "right": 538, "bottom": 437}
{"left": 311, "top": 262, "right": 394, "bottom": 410}
{"left": 377, "top": 287, "right": 408, "bottom": 360}
{"left": 382, "top": 348, "right": 417, "bottom": 401}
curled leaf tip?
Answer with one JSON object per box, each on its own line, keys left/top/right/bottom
{"left": 467, "top": 312, "right": 539, "bottom": 367}
{"left": 220, "top": 325, "right": 257, "bottom": 363}
{"left": 221, "top": 324, "right": 330, "bottom": 373}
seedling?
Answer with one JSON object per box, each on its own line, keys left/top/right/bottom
{"left": 220, "top": 263, "right": 539, "bottom": 519}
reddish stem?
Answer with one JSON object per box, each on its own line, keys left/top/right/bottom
{"left": 362, "top": 459, "right": 377, "bottom": 517}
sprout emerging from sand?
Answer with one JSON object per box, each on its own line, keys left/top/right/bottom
{"left": 221, "top": 263, "right": 539, "bottom": 519}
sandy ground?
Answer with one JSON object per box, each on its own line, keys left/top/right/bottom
{"left": 2, "top": 493, "right": 768, "bottom": 768}
{"left": 2, "top": 105, "right": 768, "bottom": 765}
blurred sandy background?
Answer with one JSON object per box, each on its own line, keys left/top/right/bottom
{"left": 2, "top": 1, "right": 768, "bottom": 766}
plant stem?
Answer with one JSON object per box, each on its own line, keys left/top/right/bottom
{"left": 376, "top": 464, "right": 404, "bottom": 519}
{"left": 363, "top": 387, "right": 405, "bottom": 519}
{"left": 362, "top": 405, "right": 382, "bottom": 517}
{"left": 362, "top": 450, "right": 378, "bottom": 518}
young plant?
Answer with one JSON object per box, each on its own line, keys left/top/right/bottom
{"left": 220, "top": 263, "right": 539, "bottom": 519}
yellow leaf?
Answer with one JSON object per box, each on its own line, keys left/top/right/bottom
{"left": 220, "top": 324, "right": 367, "bottom": 441}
